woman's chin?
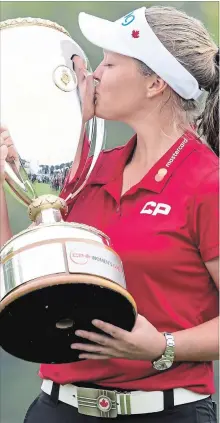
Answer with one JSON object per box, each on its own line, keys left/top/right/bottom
{"left": 94, "top": 106, "right": 105, "bottom": 119}
{"left": 94, "top": 105, "right": 114, "bottom": 120}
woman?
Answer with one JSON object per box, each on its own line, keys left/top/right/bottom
{"left": 0, "top": 5, "right": 219, "bottom": 423}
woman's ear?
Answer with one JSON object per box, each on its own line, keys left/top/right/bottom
{"left": 145, "top": 74, "right": 168, "bottom": 98}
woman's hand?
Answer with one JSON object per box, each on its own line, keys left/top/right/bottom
{"left": 0, "top": 138, "right": 8, "bottom": 185}
{"left": 0, "top": 126, "right": 20, "bottom": 185}
{"left": 72, "top": 56, "right": 95, "bottom": 122}
{"left": 71, "top": 314, "right": 166, "bottom": 361}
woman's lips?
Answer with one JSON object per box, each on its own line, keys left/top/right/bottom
{"left": 94, "top": 91, "right": 99, "bottom": 105}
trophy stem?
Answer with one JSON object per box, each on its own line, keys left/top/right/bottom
{"left": 28, "top": 194, "right": 68, "bottom": 224}
{"left": 35, "top": 208, "right": 63, "bottom": 225}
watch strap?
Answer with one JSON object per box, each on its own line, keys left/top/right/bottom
{"left": 163, "top": 332, "right": 175, "bottom": 361}
{"left": 152, "top": 332, "right": 175, "bottom": 370}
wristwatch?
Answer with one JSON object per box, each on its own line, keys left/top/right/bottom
{"left": 152, "top": 332, "right": 175, "bottom": 371}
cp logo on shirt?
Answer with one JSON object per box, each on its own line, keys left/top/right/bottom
{"left": 140, "top": 201, "right": 171, "bottom": 216}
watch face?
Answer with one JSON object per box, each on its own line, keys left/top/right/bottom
{"left": 153, "top": 359, "right": 172, "bottom": 371}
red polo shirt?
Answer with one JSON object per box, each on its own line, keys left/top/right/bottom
{"left": 40, "top": 130, "right": 219, "bottom": 394}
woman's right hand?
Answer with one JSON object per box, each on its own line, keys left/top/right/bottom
{"left": 72, "top": 56, "right": 95, "bottom": 122}
{"left": 0, "top": 126, "right": 20, "bottom": 186}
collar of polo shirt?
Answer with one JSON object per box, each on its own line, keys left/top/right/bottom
{"left": 78, "top": 7, "right": 202, "bottom": 101}
{"left": 86, "top": 131, "right": 199, "bottom": 195}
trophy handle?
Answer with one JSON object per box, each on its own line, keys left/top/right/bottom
{"left": 4, "top": 161, "right": 36, "bottom": 206}
{"left": 66, "top": 118, "right": 105, "bottom": 201}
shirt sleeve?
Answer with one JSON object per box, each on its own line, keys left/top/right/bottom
{"left": 191, "top": 168, "right": 219, "bottom": 262}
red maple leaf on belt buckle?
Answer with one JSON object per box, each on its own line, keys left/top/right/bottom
{"left": 132, "top": 30, "right": 139, "bottom": 38}
{"left": 100, "top": 398, "right": 109, "bottom": 408}
{"left": 97, "top": 395, "right": 112, "bottom": 412}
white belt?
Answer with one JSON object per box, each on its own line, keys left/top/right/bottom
{"left": 41, "top": 379, "right": 209, "bottom": 418}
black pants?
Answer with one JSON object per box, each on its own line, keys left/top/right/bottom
{"left": 24, "top": 384, "right": 217, "bottom": 423}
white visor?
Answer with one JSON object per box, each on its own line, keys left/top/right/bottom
{"left": 79, "top": 7, "right": 202, "bottom": 101}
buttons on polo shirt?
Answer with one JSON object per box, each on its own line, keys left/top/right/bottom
{"left": 155, "top": 168, "right": 168, "bottom": 182}
{"left": 116, "top": 205, "right": 120, "bottom": 214}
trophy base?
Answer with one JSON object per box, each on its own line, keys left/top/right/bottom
{"left": 0, "top": 274, "right": 136, "bottom": 363}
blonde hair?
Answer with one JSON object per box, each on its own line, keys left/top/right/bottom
{"left": 138, "top": 6, "right": 219, "bottom": 155}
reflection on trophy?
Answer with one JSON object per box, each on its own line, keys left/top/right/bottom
{"left": 0, "top": 18, "right": 137, "bottom": 364}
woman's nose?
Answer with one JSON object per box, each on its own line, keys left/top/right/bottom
{"left": 93, "top": 64, "right": 103, "bottom": 82}
{"left": 93, "top": 74, "right": 100, "bottom": 88}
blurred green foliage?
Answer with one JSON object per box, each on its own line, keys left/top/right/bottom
{"left": 1, "top": 2, "right": 219, "bottom": 150}
{"left": 1, "top": 2, "right": 219, "bottom": 46}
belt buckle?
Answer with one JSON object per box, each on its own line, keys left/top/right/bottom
{"left": 77, "top": 387, "right": 117, "bottom": 418}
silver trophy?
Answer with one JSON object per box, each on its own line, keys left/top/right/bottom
{"left": 0, "top": 18, "right": 137, "bottom": 363}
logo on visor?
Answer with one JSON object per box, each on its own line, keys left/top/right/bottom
{"left": 121, "top": 12, "right": 135, "bottom": 26}
{"left": 132, "top": 30, "right": 140, "bottom": 38}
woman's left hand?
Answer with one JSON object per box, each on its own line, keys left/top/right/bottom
{"left": 71, "top": 314, "right": 166, "bottom": 361}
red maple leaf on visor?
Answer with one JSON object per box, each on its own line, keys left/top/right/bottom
{"left": 132, "top": 30, "right": 140, "bottom": 38}
{"left": 100, "top": 399, "right": 109, "bottom": 408}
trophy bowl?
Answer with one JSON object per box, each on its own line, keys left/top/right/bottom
{"left": 0, "top": 17, "right": 137, "bottom": 364}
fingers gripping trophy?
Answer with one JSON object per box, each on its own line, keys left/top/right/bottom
{"left": 0, "top": 18, "right": 137, "bottom": 364}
